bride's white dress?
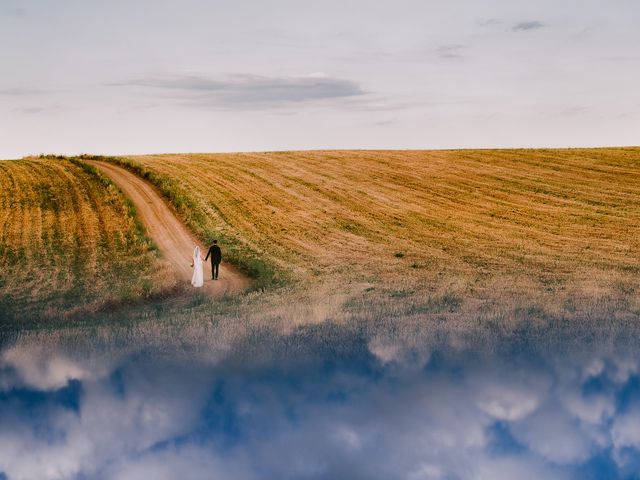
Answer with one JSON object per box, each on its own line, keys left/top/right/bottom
{"left": 191, "top": 246, "right": 204, "bottom": 288}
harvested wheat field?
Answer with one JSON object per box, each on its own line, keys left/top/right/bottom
{"left": 107, "top": 148, "right": 640, "bottom": 322}
{"left": 0, "top": 158, "right": 174, "bottom": 322}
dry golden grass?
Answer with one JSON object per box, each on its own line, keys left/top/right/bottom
{"left": 114, "top": 148, "right": 640, "bottom": 322}
{"left": 0, "top": 158, "right": 174, "bottom": 322}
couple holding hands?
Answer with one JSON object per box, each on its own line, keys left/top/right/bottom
{"left": 191, "top": 240, "right": 222, "bottom": 288}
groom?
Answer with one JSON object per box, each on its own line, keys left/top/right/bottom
{"left": 205, "top": 240, "right": 222, "bottom": 280}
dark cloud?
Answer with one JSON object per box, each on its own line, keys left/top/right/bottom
{"left": 436, "top": 44, "right": 465, "bottom": 59}
{"left": 513, "top": 21, "right": 545, "bottom": 31}
{"left": 112, "top": 74, "right": 366, "bottom": 110}
{"left": 478, "top": 18, "right": 501, "bottom": 27}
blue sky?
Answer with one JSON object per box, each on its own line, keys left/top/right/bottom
{"left": 2, "top": 324, "right": 640, "bottom": 479}
{"left": 0, "top": 0, "right": 638, "bottom": 158}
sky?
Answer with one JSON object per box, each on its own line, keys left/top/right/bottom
{"left": 0, "top": 0, "right": 639, "bottom": 158}
{"left": 2, "top": 325, "right": 640, "bottom": 479}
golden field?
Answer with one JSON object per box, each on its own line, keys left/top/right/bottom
{"left": 0, "top": 158, "right": 173, "bottom": 323}
{"left": 1, "top": 148, "right": 639, "bottom": 328}
{"left": 108, "top": 148, "right": 640, "bottom": 324}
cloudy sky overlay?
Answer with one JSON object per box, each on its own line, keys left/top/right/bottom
{"left": 2, "top": 327, "right": 640, "bottom": 479}
{"left": 0, "top": 0, "right": 639, "bottom": 158}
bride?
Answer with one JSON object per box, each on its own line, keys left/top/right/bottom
{"left": 191, "top": 245, "right": 204, "bottom": 288}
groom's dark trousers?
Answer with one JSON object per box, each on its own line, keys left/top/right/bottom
{"left": 211, "top": 262, "right": 219, "bottom": 280}
{"left": 205, "top": 245, "right": 222, "bottom": 279}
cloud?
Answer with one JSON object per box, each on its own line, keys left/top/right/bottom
{"left": 1, "top": 345, "right": 91, "bottom": 390}
{"left": 435, "top": 44, "right": 465, "bottom": 59}
{"left": 103, "top": 446, "right": 254, "bottom": 480}
{"left": 12, "top": 106, "right": 56, "bottom": 115}
{"left": 476, "top": 384, "right": 544, "bottom": 422}
{"left": 111, "top": 74, "right": 366, "bottom": 110}
{"left": 513, "top": 21, "right": 545, "bottom": 31}
{"left": 612, "top": 407, "right": 640, "bottom": 453}
{"left": 474, "top": 456, "right": 567, "bottom": 480}
{"left": 4, "top": 6, "right": 25, "bottom": 17}
{"left": 478, "top": 18, "right": 501, "bottom": 27}
{"left": 510, "top": 403, "right": 596, "bottom": 465}
{"left": 368, "top": 118, "right": 398, "bottom": 126}
{"left": 0, "top": 88, "right": 49, "bottom": 96}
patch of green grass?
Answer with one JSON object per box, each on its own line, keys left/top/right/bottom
{"left": 390, "top": 288, "right": 414, "bottom": 299}
{"left": 405, "top": 294, "right": 463, "bottom": 314}
{"left": 34, "top": 183, "right": 60, "bottom": 211}
{"left": 514, "top": 304, "right": 550, "bottom": 321}
{"left": 613, "top": 280, "right": 636, "bottom": 296}
{"left": 563, "top": 298, "right": 577, "bottom": 314}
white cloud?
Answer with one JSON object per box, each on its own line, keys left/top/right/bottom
{"left": 511, "top": 403, "right": 595, "bottom": 465}
{"left": 476, "top": 384, "right": 544, "bottom": 422}
{"left": 475, "top": 456, "right": 567, "bottom": 480}
{"left": 612, "top": 407, "right": 640, "bottom": 451}
{"left": 1, "top": 346, "right": 91, "bottom": 390}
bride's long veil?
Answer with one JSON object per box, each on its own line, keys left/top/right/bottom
{"left": 191, "top": 246, "right": 204, "bottom": 287}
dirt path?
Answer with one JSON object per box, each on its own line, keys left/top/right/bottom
{"left": 89, "top": 161, "right": 250, "bottom": 298}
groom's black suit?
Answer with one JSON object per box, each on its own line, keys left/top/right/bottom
{"left": 205, "top": 244, "right": 222, "bottom": 279}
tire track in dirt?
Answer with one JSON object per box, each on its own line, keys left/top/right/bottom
{"left": 89, "top": 161, "right": 250, "bottom": 298}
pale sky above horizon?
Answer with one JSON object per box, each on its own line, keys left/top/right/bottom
{"left": 1, "top": 0, "right": 639, "bottom": 159}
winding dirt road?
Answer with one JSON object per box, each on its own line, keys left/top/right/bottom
{"left": 89, "top": 161, "right": 250, "bottom": 297}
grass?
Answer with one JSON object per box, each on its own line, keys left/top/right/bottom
{"left": 97, "top": 148, "right": 640, "bottom": 324}
{"left": 0, "top": 157, "right": 174, "bottom": 326}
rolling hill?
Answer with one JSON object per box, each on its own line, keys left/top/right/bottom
{"left": 105, "top": 148, "right": 640, "bottom": 323}
{"left": 1, "top": 148, "right": 639, "bottom": 326}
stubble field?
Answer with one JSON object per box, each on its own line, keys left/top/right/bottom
{"left": 0, "top": 158, "right": 174, "bottom": 324}
{"left": 104, "top": 148, "right": 640, "bottom": 326}
{"left": 2, "top": 149, "right": 639, "bottom": 329}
